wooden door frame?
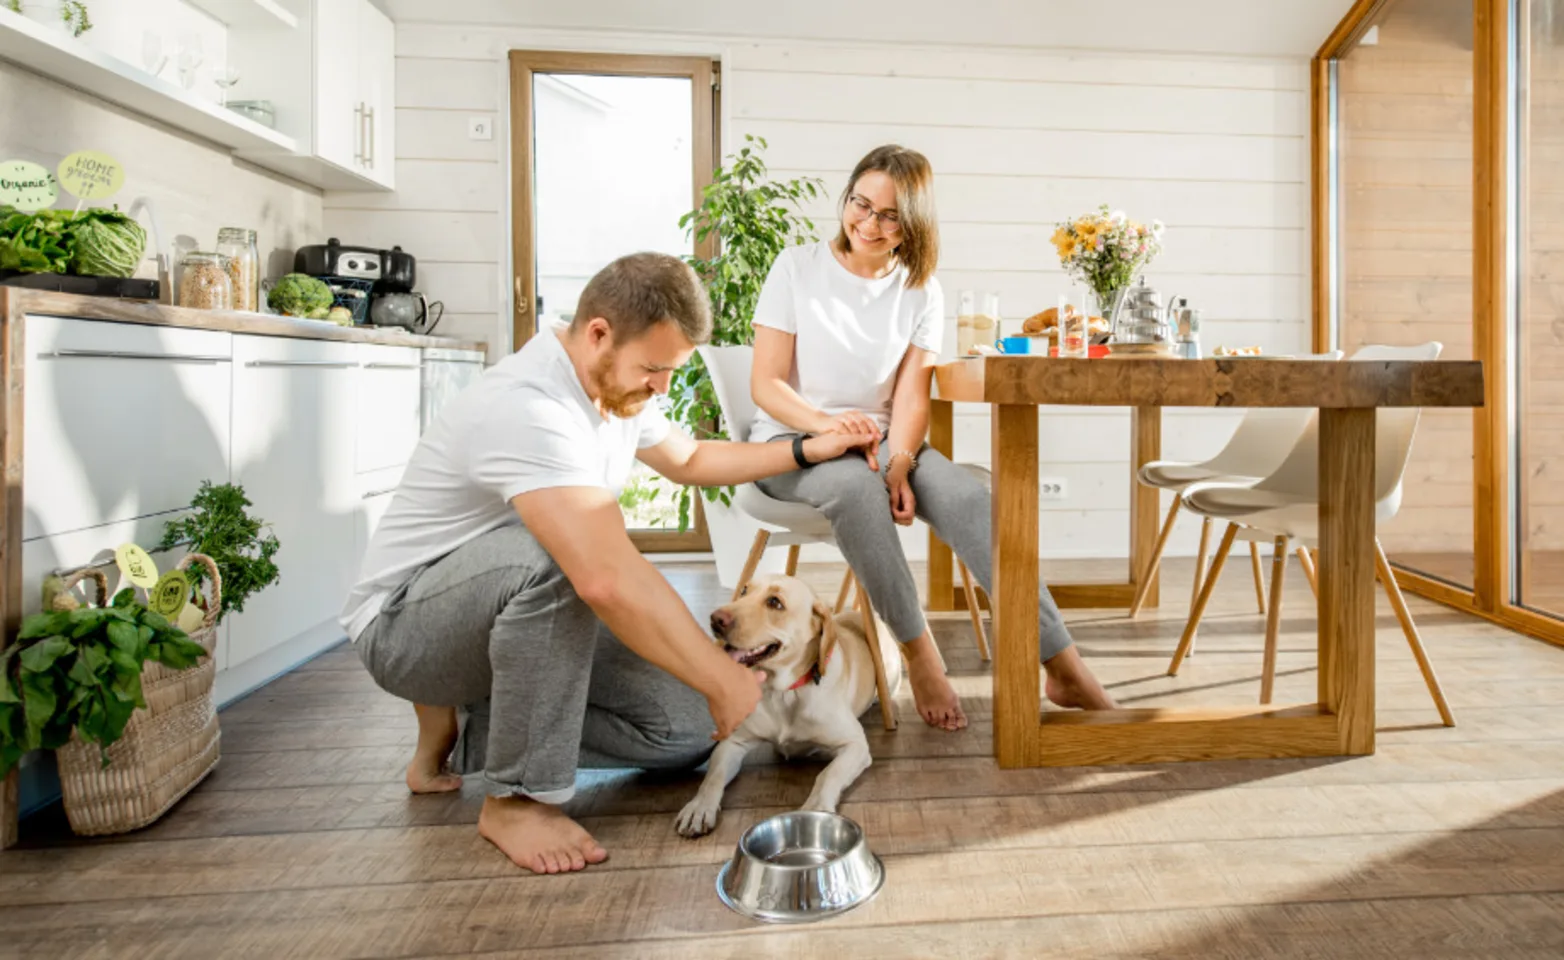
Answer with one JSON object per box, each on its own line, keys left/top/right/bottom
{"left": 507, "top": 50, "right": 718, "bottom": 554}
{"left": 1310, "top": 0, "right": 1564, "bottom": 646}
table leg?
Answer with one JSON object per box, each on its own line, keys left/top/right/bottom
{"left": 993, "top": 403, "right": 1041, "bottom": 767}
{"left": 1318, "top": 407, "right": 1377, "bottom": 755}
{"left": 927, "top": 398, "right": 955, "bottom": 612}
{"left": 1131, "top": 406, "right": 1162, "bottom": 608}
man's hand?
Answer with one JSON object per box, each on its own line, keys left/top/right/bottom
{"left": 817, "top": 410, "right": 883, "bottom": 445}
{"left": 886, "top": 462, "right": 916, "bottom": 525}
{"left": 802, "top": 432, "right": 881, "bottom": 472}
{"left": 708, "top": 661, "right": 766, "bottom": 740}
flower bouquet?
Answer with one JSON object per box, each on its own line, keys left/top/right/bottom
{"left": 1051, "top": 205, "right": 1165, "bottom": 319}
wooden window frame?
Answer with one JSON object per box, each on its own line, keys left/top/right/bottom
{"left": 1311, "top": 0, "right": 1564, "bottom": 646}
{"left": 507, "top": 51, "right": 718, "bottom": 554}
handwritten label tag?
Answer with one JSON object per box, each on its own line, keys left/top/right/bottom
{"left": 114, "top": 543, "right": 159, "bottom": 590}
{"left": 0, "top": 159, "right": 60, "bottom": 212}
{"left": 150, "top": 570, "right": 190, "bottom": 619}
{"left": 57, "top": 150, "right": 124, "bottom": 201}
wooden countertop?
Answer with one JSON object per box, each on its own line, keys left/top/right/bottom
{"left": 0, "top": 289, "right": 489, "bottom": 355}
{"left": 934, "top": 355, "right": 1485, "bottom": 408}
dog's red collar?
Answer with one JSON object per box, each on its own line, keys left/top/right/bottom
{"left": 787, "top": 648, "right": 833, "bottom": 691}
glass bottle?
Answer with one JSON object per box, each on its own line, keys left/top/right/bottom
{"left": 956, "top": 288, "right": 977, "bottom": 355}
{"left": 177, "top": 252, "right": 233, "bottom": 311}
{"left": 216, "top": 227, "right": 259, "bottom": 312}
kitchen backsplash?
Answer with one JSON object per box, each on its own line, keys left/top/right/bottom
{"left": 0, "top": 60, "right": 323, "bottom": 291}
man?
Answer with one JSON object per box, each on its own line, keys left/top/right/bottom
{"left": 340, "top": 252, "right": 877, "bottom": 875}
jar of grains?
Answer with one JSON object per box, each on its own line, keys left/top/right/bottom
{"left": 178, "top": 252, "right": 233, "bottom": 310}
{"left": 216, "top": 227, "right": 260, "bottom": 312}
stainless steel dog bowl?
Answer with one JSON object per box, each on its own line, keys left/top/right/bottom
{"left": 716, "top": 811, "right": 884, "bottom": 923}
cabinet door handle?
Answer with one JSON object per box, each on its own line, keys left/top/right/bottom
{"left": 244, "top": 360, "right": 357, "bottom": 368}
{"left": 364, "top": 106, "right": 375, "bottom": 169}
{"left": 41, "top": 349, "right": 230, "bottom": 364}
{"left": 354, "top": 102, "right": 365, "bottom": 165}
{"left": 363, "top": 362, "right": 420, "bottom": 370}
{"left": 361, "top": 488, "right": 397, "bottom": 500}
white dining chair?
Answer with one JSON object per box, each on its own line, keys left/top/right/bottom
{"left": 1163, "top": 343, "right": 1454, "bottom": 726}
{"left": 1130, "top": 351, "right": 1345, "bottom": 622}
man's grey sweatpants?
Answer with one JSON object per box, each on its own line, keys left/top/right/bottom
{"left": 356, "top": 524, "right": 715, "bottom": 803}
{"left": 756, "top": 437, "right": 1074, "bottom": 661}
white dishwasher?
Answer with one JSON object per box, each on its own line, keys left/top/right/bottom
{"left": 421, "top": 347, "right": 486, "bottom": 431}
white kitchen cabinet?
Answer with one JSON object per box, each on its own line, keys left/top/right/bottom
{"left": 356, "top": 344, "right": 421, "bottom": 473}
{"left": 353, "top": 465, "right": 404, "bottom": 561}
{"left": 21, "top": 317, "right": 232, "bottom": 542}
{"left": 226, "top": 335, "right": 359, "bottom": 669}
{"left": 358, "top": 0, "right": 396, "bottom": 189}
{"left": 312, "top": 0, "right": 359, "bottom": 174}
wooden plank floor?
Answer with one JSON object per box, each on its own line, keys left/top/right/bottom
{"left": 5, "top": 557, "right": 1564, "bottom": 958}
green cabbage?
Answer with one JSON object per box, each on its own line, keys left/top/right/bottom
{"left": 266, "top": 273, "right": 334, "bottom": 318}
{"left": 69, "top": 209, "right": 147, "bottom": 278}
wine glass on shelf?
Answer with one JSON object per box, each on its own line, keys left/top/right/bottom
{"left": 141, "top": 31, "right": 168, "bottom": 81}
{"left": 176, "top": 33, "right": 204, "bottom": 91}
{"left": 215, "top": 65, "right": 241, "bottom": 106}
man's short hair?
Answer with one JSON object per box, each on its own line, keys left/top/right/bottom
{"left": 571, "top": 252, "right": 713, "bottom": 345}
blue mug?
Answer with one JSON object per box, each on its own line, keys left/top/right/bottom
{"left": 996, "top": 336, "right": 1033, "bottom": 355}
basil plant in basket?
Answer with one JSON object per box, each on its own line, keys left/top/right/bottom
{"left": 158, "top": 481, "right": 281, "bottom": 623}
{"left": 668, "top": 135, "right": 825, "bottom": 530}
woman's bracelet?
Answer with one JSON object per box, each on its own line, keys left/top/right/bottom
{"left": 887, "top": 450, "right": 919, "bottom": 473}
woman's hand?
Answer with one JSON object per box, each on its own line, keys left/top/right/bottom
{"left": 818, "top": 411, "right": 883, "bottom": 445}
{"left": 885, "top": 460, "right": 916, "bottom": 526}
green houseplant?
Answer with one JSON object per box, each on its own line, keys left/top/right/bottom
{"left": 158, "top": 481, "right": 280, "bottom": 622}
{"left": 0, "top": 589, "right": 205, "bottom": 775}
{"left": 668, "top": 135, "right": 825, "bottom": 530}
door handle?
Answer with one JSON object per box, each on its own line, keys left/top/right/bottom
{"left": 364, "top": 106, "right": 375, "bottom": 169}
{"left": 244, "top": 360, "right": 357, "bottom": 368}
{"left": 354, "top": 102, "right": 364, "bottom": 165}
{"left": 361, "top": 488, "right": 397, "bottom": 500}
{"left": 362, "top": 362, "right": 420, "bottom": 370}
{"left": 41, "top": 349, "right": 230, "bottom": 364}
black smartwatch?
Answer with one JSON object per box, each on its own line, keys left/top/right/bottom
{"left": 791, "top": 435, "right": 812, "bottom": 469}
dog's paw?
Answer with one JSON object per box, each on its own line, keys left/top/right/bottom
{"left": 799, "top": 794, "right": 838, "bottom": 814}
{"left": 675, "top": 797, "right": 721, "bottom": 838}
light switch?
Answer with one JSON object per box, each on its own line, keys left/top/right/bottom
{"left": 467, "top": 116, "right": 494, "bottom": 141}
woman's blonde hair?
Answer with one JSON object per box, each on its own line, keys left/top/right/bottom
{"left": 833, "top": 144, "right": 939, "bottom": 289}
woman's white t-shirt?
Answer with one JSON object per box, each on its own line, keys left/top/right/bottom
{"left": 748, "top": 240, "right": 944, "bottom": 443}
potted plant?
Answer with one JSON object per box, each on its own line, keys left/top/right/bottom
{"left": 8, "top": 1, "right": 93, "bottom": 38}
{"left": 158, "top": 481, "right": 280, "bottom": 622}
{"left": 670, "top": 135, "right": 823, "bottom": 530}
{"left": 1051, "top": 204, "right": 1165, "bottom": 321}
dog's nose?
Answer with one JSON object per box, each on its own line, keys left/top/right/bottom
{"left": 710, "top": 608, "right": 733, "bottom": 637}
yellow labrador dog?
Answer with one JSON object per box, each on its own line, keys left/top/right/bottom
{"left": 675, "top": 573, "right": 903, "bottom": 838}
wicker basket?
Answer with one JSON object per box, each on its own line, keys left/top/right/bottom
{"left": 53, "top": 554, "right": 223, "bottom": 836}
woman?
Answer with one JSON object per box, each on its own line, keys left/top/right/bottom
{"left": 749, "top": 144, "right": 1116, "bottom": 730}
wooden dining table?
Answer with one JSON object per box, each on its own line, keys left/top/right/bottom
{"left": 926, "top": 355, "right": 1485, "bottom": 769}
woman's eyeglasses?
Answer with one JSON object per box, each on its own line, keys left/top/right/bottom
{"left": 847, "top": 194, "right": 902, "bottom": 233}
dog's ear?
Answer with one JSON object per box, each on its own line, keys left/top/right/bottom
{"left": 811, "top": 599, "right": 838, "bottom": 679}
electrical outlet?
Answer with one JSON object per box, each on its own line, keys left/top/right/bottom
{"left": 1039, "top": 477, "right": 1068, "bottom": 500}
{"left": 467, "top": 116, "right": 494, "bottom": 141}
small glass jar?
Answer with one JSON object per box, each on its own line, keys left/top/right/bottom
{"left": 956, "top": 288, "right": 978, "bottom": 355}
{"left": 178, "top": 252, "right": 233, "bottom": 311}
{"left": 216, "top": 227, "right": 259, "bottom": 312}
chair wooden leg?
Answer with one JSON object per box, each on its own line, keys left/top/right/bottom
{"left": 1249, "top": 542, "right": 1267, "bottom": 615}
{"left": 1297, "top": 546, "right": 1319, "bottom": 599}
{"left": 1185, "top": 517, "right": 1213, "bottom": 656}
{"left": 1374, "top": 540, "right": 1455, "bottom": 727}
{"left": 1168, "top": 522, "right": 1238, "bottom": 675}
{"left": 733, "top": 530, "right": 770, "bottom": 600}
{"left": 834, "top": 569, "right": 854, "bottom": 613}
{"left": 1260, "top": 535, "right": 1289, "bottom": 704}
{"left": 1130, "top": 493, "right": 1182, "bottom": 617}
{"left": 958, "top": 560, "right": 990, "bottom": 662}
{"left": 784, "top": 544, "right": 801, "bottom": 577}
{"left": 854, "top": 580, "right": 898, "bottom": 731}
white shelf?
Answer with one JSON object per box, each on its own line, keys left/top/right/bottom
{"left": 186, "top": 0, "right": 300, "bottom": 30}
{"left": 0, "top": 6, "right": 297, "bottom": 155}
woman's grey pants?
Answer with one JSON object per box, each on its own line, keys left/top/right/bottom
{"left": 756, "top": 437, "right": 1074, "bottom": 660}
{"left": 356, "top": 525, "right": 716, "bottom": 803}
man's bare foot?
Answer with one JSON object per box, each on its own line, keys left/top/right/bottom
{"left": 1043, "top": 646, "right": 1117, "bottom": 710}
{"left": 478, "top": 795, "right": 608, "bottom": 874}
{"left": 904, "top": 633, "right": 967, "bottom": 731}
{"left": 407, "top": 703, "right": 463, "bottom": 794}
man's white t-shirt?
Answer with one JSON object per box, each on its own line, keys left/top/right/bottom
{"left": 747, "top": 240, "right": 944, "bottom": 443}
{"left": 339, "top": 326, "right": 670, "bottom": 641}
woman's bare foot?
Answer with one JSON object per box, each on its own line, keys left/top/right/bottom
{"left": 904, "top": 633, "right": 967, "bottom": 731}
{"left": 478, "top": 795, "right": 608, "bottom": 874}
{"left": 406, "top": 703, "right": 464, "bottom": 794}
{"left": 1043, "top": 647, "right": 1117, "bottom": 710}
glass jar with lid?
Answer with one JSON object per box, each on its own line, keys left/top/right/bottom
{"left": 216, "top": 227, "right": 259, "bottom": 312}
{"left": 177, "top": 251, "right": 233, "bottom": 311}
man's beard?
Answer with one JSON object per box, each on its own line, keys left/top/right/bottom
{"left": 590, "top": 349, "right": 653, "bottom": 417}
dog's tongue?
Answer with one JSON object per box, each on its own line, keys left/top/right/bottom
{"left": 726, "top": 646, "right": 748, "bottom": 663}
